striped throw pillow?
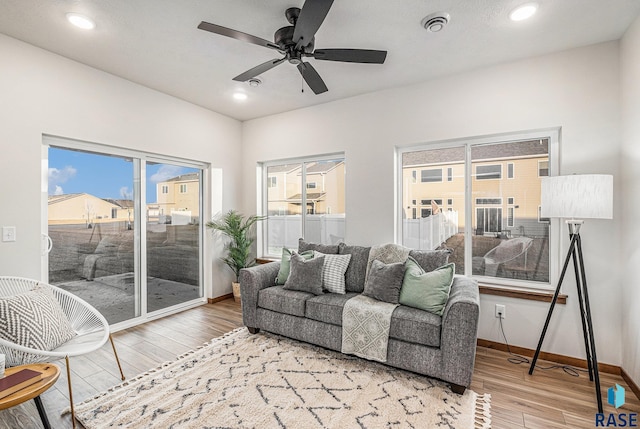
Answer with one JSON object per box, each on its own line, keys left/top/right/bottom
{"left": 314, "top": 251, "right": 352, "bottom": 294}
{"left": 0, "top": 284, "right": 76, "bottom": 366}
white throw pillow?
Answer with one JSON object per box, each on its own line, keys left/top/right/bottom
{"left": 0, "top": 284, "right": 77, "bottom": 365}
{"left": 314, "top": 251, "right": 352, "bottom": 294}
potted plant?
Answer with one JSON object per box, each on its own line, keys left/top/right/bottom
{"left": 207, "top": 210, "right": 264, "bottom": 302}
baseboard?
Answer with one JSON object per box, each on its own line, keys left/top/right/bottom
{"left": 208, "top": 293, "right": 234, "bottom": 304}
{"left": 477, "top": 338, "right": 620, "bottom": 375}
{"left": 621, "top": 367, "right": 640, "bottom": 403}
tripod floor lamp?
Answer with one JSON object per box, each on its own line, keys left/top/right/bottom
{"left": 529, "top": 174, "right": 613, "bottom": 414}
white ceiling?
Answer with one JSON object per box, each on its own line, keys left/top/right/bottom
{"left": 1, "top": 0, "right": 639, "bottom": 121}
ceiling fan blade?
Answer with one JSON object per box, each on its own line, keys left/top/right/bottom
{"left": 297, "top": 62, "right": 328, "bottom": 94}
{"left": 293, "top": 0, "right": 334, "bottom": 49}
{"left": 313, "top": 49, "right": 387, "bottom": 64}
{"left": 233, "top": 58, "right": 286, "bottom": 81}
{"left": 198, "top": 21, "right": 281, "bottom": 51}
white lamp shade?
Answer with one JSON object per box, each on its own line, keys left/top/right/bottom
{"left": 541, "top": 174, "right": 613, "bottom": 219}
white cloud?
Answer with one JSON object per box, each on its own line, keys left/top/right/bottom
{"left": 120, "top": 186, "right": 133, "bottom": 200}
{"left": 48, "top": 165, "right": 77, "bottom": 195}
{"left": 149, "top": 165, "right": 184, "bottom": 183}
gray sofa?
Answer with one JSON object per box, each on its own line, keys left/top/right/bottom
{"left": 239, "top": 242, "right": 480, "bottom": 394}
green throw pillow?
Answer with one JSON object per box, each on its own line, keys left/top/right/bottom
{"left": 275, "top": 248, "right": 314, "bottom": 285}
{"left": 399, "top": 257, "right": 455, "bottom": 316}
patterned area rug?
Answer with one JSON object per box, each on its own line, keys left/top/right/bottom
{"left": 73, "top": 329, "right": 491, "bottom": 429}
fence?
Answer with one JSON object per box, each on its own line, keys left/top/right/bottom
{"left": 403, "top": 211, "right": 459, "bottom": 250}
{"left": 267, "top": 214, "right": 346, "bottom": 251}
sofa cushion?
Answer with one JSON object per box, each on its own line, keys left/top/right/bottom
{"left": 306, "top": 292, "right": 359, "bottom": 325}
{"left": 258, "top": 286, "right": 314, "bottom": 317}
{"left": 409, "top": 249, "right": 452, "bottom": 273}
{"left": 338, "top": 244, "right": 371, "bottom": 293}
{"left": 283, "top": 253, "right": 325, "bottom": 296}
{"left": 400, "top": 258, "right": 455, "bottom": 316}
{"left": 390, "top": 305, "right": 442, "bottom": 348}
{"left": 314, "top": 251, "right": 351, "bottom": 294}
{"left": 363, "top": 259, "right": 405, "bottom": 304}
{"left": 275, "top": 248, "right": 314, "bottom": 285}
{"left": 298, "top": 238, "right": 340, "bottom": 254}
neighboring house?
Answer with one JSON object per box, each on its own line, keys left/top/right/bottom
{"left": 402, "top": 139, "right": 549, "bottom": 236}
{"left": 48, "top": 193, "right": 133, "bottom": 225}
{"left": 153, "top": 173, "right": 200, "bottom": 224}
{"left": 267, "top": 161, "right": 345, "bottom": 215}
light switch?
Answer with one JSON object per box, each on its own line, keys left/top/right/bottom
{"left": 2, "top": 226, "right": 16, "bottom": 242}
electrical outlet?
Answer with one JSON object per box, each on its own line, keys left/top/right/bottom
{"left": 495, "top": 304, "right": 506, "bottom": 319}
{"left": 2, "top": 226, "right": 16, "bottom": 242}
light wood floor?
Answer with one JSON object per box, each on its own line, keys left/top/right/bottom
{"left": 3, "top": 299, "right": 638, "bottom": 428}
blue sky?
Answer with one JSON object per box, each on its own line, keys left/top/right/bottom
{"left": 48, "top": 147, "right": 197, "bottom": 203}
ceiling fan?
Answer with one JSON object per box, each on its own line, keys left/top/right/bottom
{"left": 197, "top": 0, "right": 387, "bottom": 95}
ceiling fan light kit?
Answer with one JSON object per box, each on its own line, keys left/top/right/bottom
{"left": 198, "top": 0, "right": 387, "bottom": 95}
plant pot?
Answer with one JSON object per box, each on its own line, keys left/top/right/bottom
{"left": 232, "top": 282, "right": 241, "bottom": 303}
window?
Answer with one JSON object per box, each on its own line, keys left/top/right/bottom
{"left": 475, "top": 198, "right": 502, "bottom": 205}
{"left": 412, "top": 170, "right": 417, "bottom": 183}
{"left": 538, "top": 160, "right": 549, "bottom": 177}
{"left": 111, "top": 208, "right": 118, "bottom": 219}
{"left": 398, "top": 132, "right": 556, "bottom": 288}
{"left": 447, "top": 167, "right": 453, "bottom": 182}
{"left": 267, "top": 176, "right": 277, "bottom": 188}
{"left": 475, "top": 164, "right": 502, "bottom": 180}
{"left": 262, "top": 156, "right": 345, "bottom": 257}
{"left": 507, "top": 207, "right": 515, "bottom": 227}
{"left": 421, "top": 168, "right": 442, "bottom": 183}
{"left": 161, "top": 185, "right": 169, "bottom": 194}
{"left": 411, "top": 199, "right": 417, "bottom": 205}
{"left": 179, "top": 184, "right": 187, "bottom": 193}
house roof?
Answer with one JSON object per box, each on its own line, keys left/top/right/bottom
{"left": 48, "top": 193, "right": 84, "bottom": 204}
{"left": 104, "top": 199, "right": 134, "bottom": 208}
{"left": 287, "top": 192, "right": 326, "bottom": 202}
{"left": 267, "top": 164, "right": 301, "bottom": 174}
{"left": 166, "top": 173, "right": 199, "bottom": 182}
{"left": 402, "top": 139, "right": 549, "bottom": 167}
{"left": 305, "top": 161, "right": 343, "bottom": 174}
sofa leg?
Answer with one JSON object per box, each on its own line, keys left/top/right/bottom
{"left": 247, "top": 327, "right": 260, "bottom": 334}
{"left": 450, "top": 383, "right": 466, "bottom": 395}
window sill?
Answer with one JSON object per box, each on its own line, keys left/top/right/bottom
{"left": 479, "top": 285, "right": 567, "bottom": 304}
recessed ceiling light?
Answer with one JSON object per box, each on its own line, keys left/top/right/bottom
{"left": 66, "top": 13, "right": 96, "bottom": 30}
{"left": 509, "top": 3, "right": 538, "bottom": 21}
{"left": 233, "top": 92, "right": 248, "bottom": 101}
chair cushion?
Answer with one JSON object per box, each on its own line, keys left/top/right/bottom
{"left": 390, "top": 305, "right": 442, "bottom": 348}
{"left": 306, "top": 292, "right": 359, "bottom": 325}
{"left": 338, "top": 244, "right": 371, "bottom": 293}
{"left": 0, "top": 284, "right": 76, "bottom": 364}
{"left": 258, "top": 286, "right": 314, "bottom": 317}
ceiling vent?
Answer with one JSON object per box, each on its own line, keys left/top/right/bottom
{"left": 421, "top": 13, "right": 450, "bottom": 33}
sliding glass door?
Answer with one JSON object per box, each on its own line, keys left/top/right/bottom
{"left": 44, "top": 139, "right": 204, "bottom": 326}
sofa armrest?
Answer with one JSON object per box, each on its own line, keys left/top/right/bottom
{"left": 440, "top": 275, "right": 480, "bottom": 387}
{"left": 239, "top": 262, "right": 280, "bottom": 328}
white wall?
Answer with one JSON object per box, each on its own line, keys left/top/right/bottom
{"left": 621, "top": 15, "right": 640, "bottom": 384}
{"left": 0, "top": 34, "right": 243, "bottom": 299}
{"left": 243, "top": 42, "right": 623, "bottom": 365}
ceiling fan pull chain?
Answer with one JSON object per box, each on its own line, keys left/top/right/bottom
{"left": 301, "top": 74, "right": 304, "bottom": 93}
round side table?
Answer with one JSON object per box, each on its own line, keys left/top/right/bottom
{"left": 0, "top": 363, "right": 61, "bottom": 429}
